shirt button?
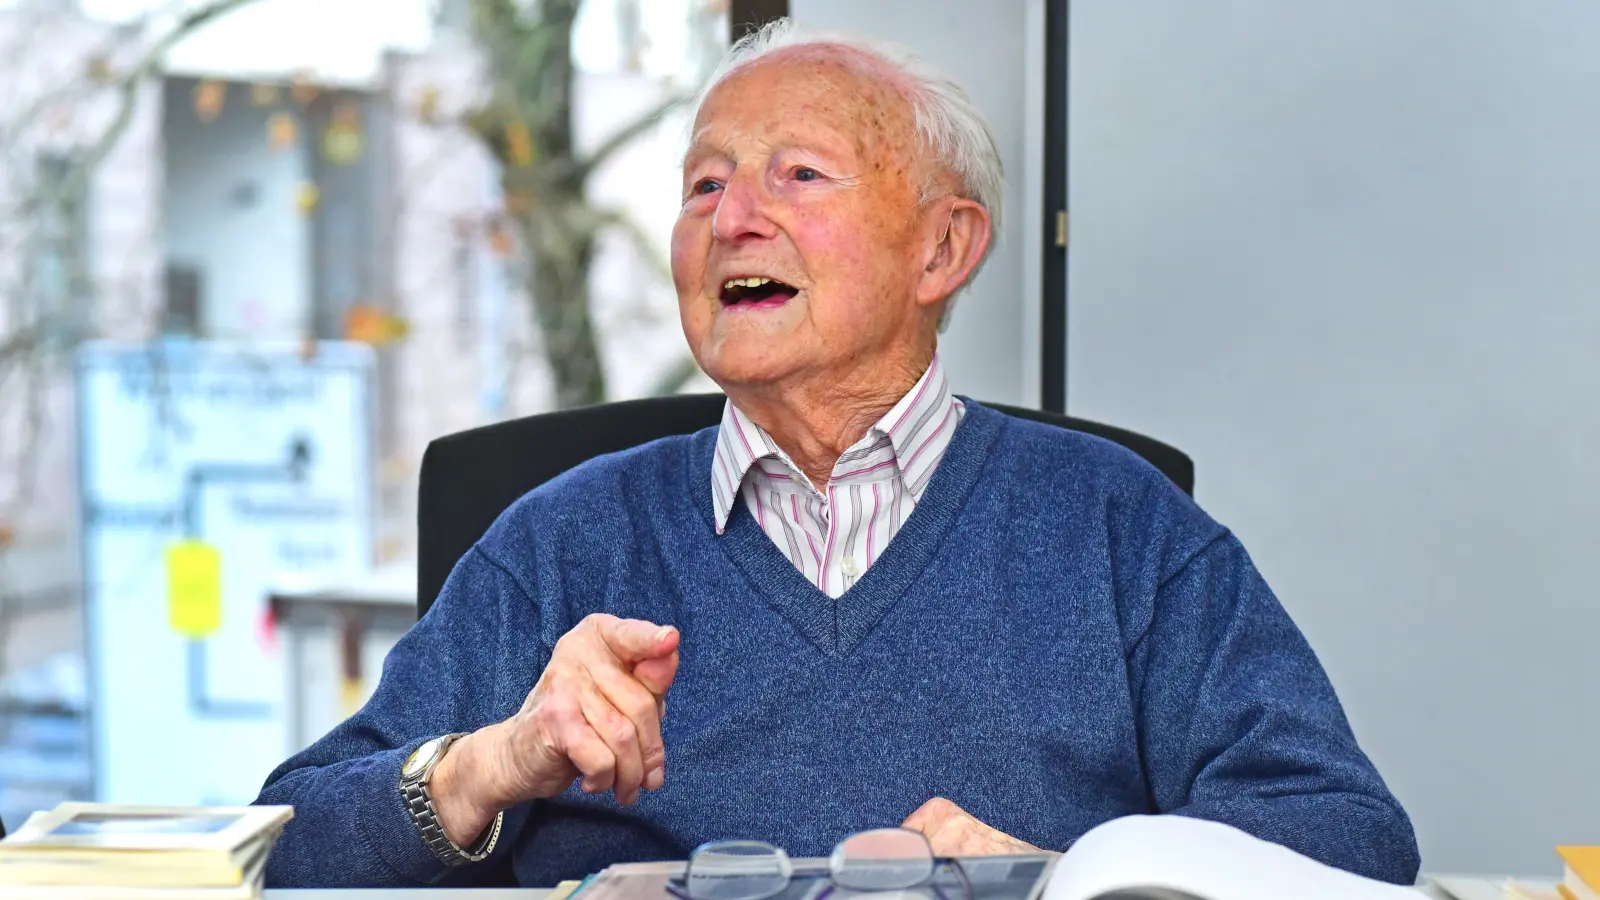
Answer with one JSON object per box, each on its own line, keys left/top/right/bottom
{"left": 841, "top": 555, "right": 860, "bottom": 577}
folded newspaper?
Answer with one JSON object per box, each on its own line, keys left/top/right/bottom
{"left": 0, "top": 803, "right": 292, "bottom": 900}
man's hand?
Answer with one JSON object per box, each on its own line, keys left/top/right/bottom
{"left": 431, "top": 614, "right": 679, "bottom": 845}
{"left": 902, "top": 798, "right": 1045, "bottom": 856}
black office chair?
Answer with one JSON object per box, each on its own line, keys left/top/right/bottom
{"left": 416, "top": 394, "right": 1194, "bottom": 618}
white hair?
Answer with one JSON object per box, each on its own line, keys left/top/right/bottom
{"left": 690, "top": 18, "right": 1004, "bottom": 330}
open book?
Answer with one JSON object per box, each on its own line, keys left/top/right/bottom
{"left": 1042, "top": 815, "right": 1420, "bottom": 900}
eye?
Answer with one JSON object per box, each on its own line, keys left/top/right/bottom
{"left": 793, "top": 167, "right": 820, "bottom": 182}
{"left": 692, "top": 178, "right": 722, "bottom": 196}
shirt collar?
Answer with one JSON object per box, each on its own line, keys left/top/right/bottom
{"left": 709, "top": 354, "right": 957, "bottom": 533}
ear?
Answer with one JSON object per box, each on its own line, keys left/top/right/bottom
{"left": 914, "top": 198, "right": 992, "bottom": 310}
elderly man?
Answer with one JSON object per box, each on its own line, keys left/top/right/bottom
{"left": 258, "top": 20, "right": 1420, "bottom": 889}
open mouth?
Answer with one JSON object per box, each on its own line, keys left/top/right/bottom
{"left": 719, "top": 276, "right": 800, "bottom": 308}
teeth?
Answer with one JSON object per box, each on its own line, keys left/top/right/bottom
{"left": 724, "top": 276, "right": 774, "bottom": 290}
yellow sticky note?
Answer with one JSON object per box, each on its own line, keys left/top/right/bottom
{"left": 340, "top": 678, "right": 365, "bottom": 716}
{"left": 167, "top": 541, "right": 222, "bottom": 638}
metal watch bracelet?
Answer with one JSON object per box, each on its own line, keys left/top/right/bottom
{"left": 400, "top": 734, "right": 504, "bottom": 867}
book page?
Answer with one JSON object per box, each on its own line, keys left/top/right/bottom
{"left": 1041, "top": 816, "right": 1421, "bottom": 900}
{"left": 0, "top": 804, "right": 290, "bottom": 858}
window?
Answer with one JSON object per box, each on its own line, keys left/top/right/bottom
{"left": 163, "top": 264, "right": 202, "bottom": 338}
{"left": 29, "top": 153, "right": 89, "bottom": 344}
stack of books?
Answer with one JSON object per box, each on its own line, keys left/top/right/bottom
{"left": 1489, "top": 845, "right": 1600, "bottom": 900}
{"left": 1557, "top": 846, "right": 1599, "bottom": 900}
{"left": 0, "top": 803, "right": 292, "bottom": 899}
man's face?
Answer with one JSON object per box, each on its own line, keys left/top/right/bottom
{"left": 672, "top": 51, "right": 932, "bottom": 392}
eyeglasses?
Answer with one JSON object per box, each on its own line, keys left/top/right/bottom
{"left": 679, "top": 828, "right": 972, "bottom": 900}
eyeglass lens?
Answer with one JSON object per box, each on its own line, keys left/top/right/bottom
{"left": 828, "top": 828, "right": 937, "bottom": 892}
{"left": 686, "top": 840, "right": 794, "bottom": 900}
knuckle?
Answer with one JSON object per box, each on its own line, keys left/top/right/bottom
{"left": 581, "top": 612, "right": 616, "bottom": 633}
{"left": 641, "top": 745, "right": 665, "bottom": 771}
{"left": 543, "top": 667, "right": 591, "bottom": 703}
{"left": 545, "top": 699, "right": 585, "bottom": 732}
{"left": 572, "top": 736, "right": 613, "bottom": 769}
{"left": 608, "top": 716, "right": 639, "bottom": 748}
{"left": 639, "top": 721, "right": 664, "bottom": 750}
{"left": 621, "top": 693, "right": 656, "bottom": 724}
{"left": 552, "top": 633, "right": 585, "bottom": 659}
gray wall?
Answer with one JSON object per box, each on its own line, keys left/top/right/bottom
{"left": 1070, "top": 0, "right": 1600, "bottom": 877}
{"left": 163, "top": 79, "right": 312, "bottom": 341}
{"left": 788, "top": 0, "right": 1042, "bottom": 406}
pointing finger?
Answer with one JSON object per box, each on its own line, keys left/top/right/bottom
{"left": 596, "top": 616, "right": 679, "bottom": 664}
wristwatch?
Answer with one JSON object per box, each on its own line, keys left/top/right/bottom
{"left": 399, "top": 733, "right": 504, "bottom": 866}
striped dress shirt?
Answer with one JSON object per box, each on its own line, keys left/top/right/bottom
{"left": 710, "top": 356, "right": 966, "bottom": 598}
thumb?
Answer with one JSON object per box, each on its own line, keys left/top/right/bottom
{"left": 599, "top": 617, "right": 679, "bottom": 664}
{"left": 632, "top": 650, "right": 679, "bottom": 698}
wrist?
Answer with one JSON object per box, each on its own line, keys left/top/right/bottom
{"left": 428, "top": 729, "right": 505, "bottom": 847}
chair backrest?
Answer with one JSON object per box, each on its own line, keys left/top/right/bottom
{"left": 416, "top": 394, "right": 1194, "bottom": 619}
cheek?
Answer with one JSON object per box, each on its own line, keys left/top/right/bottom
{"left": 670, "top": 218, "right": 716, "bottom": 346}
{"left": 669, "top": 217, "right": 706, "bottom": 296}
{"left": 791, "top": 209, "right": 878, "bottom": 279}
{"left": 791, "top": 205, "right": 909, "bottom": 326}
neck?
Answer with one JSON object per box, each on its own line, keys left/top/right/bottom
{"left": 726, "top": 347, "right": 934, "bottom": 490}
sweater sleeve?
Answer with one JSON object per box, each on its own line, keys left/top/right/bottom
{"left": 256, "top": 545, "right": 543, "bottom": 888}
{"left": 1129, "top": 532, "right": 1422, "bottom": 885}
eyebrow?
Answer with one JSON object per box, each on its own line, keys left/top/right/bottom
{"left": 681, "top": 132, "right": 855, "bottom": 172}
{"left": 681, "top": 142, "right": 723, "bottom": 170}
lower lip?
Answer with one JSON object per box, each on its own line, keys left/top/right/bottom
{"left": 721, "top": 293, "right": 796, "bottom": 311}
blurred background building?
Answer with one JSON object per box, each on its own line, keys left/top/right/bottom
{"left": 0, "top": 0, "right": 727, "bottom": 825}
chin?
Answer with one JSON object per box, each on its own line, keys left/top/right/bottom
{"left": 696, "top": 342, "right": 806, "bottom": 392}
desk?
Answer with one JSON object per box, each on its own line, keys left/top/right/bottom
{"left": 1423, "top": 875, "right": 1559, "bottom": 899}
{"left": 260, "top": 876, "right": 1548, "bottom": 899}
{"left": 266, "top": 893, "right": 549, "bottom": 900}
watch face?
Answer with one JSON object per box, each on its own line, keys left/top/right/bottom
{"left": 403, "top": 739, "right": 441, "bottom": 779}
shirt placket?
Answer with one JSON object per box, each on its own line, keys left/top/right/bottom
{"left": 794, "top": 473, "right": 846, "bottom": 598}
{"left": 756, "top": 454, "right": 831, "bottom": 591}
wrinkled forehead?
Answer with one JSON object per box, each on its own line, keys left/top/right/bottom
{"left": 687, "top": 46, "right": 921, "bottom": 167}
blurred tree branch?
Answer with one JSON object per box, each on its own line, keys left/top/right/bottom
{"left": 571, "top": 93, "right": 685, "bottom": 183}
{"left": 0, "top": 0, "right": 264, "bottom": 535}
{"left": 86, "top": 0, "right": 263, "bottom": 175}
{"left": 0, "top": 0, "right": 264, "bottom": 703}
{"left": 463, "top": 0, "right": 708, "bottom": 409}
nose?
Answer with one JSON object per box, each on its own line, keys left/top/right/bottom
{"left": 711, "top": 167, "right": 778, "bottom": 245}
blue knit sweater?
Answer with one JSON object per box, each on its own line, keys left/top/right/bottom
{"left": 256, "top": 401, "right": 1420, "bottom": 888}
